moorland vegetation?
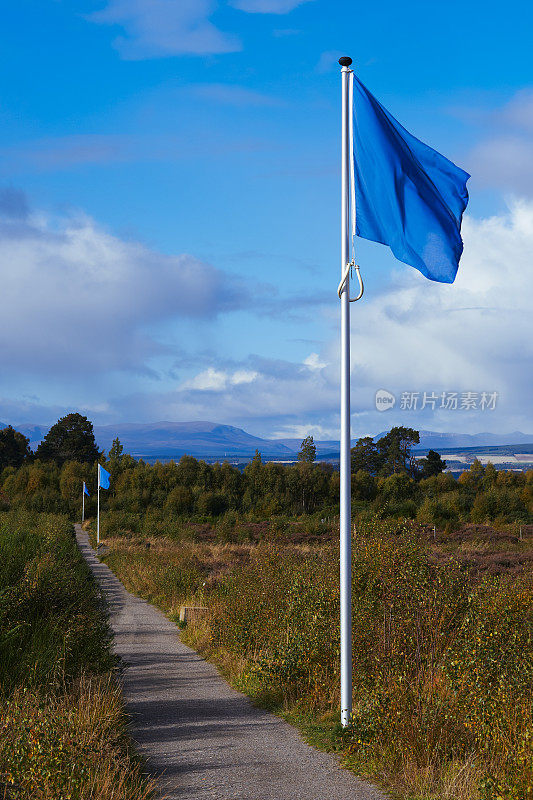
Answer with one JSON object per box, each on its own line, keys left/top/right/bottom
{"left": 1, "top": 413, "right": 532, "bottom": 800}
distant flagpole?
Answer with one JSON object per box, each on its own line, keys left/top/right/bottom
{"left": 82, "top": 481, "right": 85, "bottom": 523}
{"left": 339, "top": 55, "right": 353, "bottom": 728}
{"left": 96, "top": 464, "right": 110, "bottom": 548}
{"left": 97, "top": 466, "right": 100, "bottom": 547}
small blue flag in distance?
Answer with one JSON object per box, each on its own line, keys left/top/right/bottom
{"left": 352, "top": 76, "right": 470, "bottom": 283}
{"left": 98, "top": 464, "right": 111, "bottom": 490}
{"left": 83, "top": 482, "right": 90, "bottom": 497}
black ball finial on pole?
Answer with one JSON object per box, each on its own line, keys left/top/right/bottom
{"left": 338, "top": 56, "right": 352, "bottom": 67}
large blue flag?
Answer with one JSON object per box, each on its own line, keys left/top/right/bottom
{"left": 98, "top": 464, "right": 110, "bottom": 490}
{"left": 352, "top": 76, "right": 469, "bottom": 283}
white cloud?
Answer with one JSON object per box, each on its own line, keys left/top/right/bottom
{"left": 232, "top": 369, "right": 258, "bottom": 384}
{"left": 115, "top": 202, "right": 533, "bottom": 437}
{"left": 183, "top": 367, "right": 258, "bottom": 391}
{"left": 273, "top": 423, "right": 339, "bottom": 440}
{"left": 335, "top": 199, "right": 533, "bottom": 432}
{"left": 87, "top": 0, "right": 239, "bottom": 59}
{"left": 303, "top": 352, "right": 326, "bottom": 371}
{"left": 230, "top": 0, "right": 313, "bottom": 12}
{"left": 0, "top": 200, "right": 247, "bottom": 377}
{"left": 2, "top": 200, "right": 531, "bottom": 438}
{"left": 183, "top": 368, "right": 228, "bottom": 391}
{"left": 114, "top": 352, "right": 338, "bottom": 433}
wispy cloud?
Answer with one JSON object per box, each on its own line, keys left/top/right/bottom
{"left": 302, "top": 352, "right": 326, "bottom": 371}
{"left": 495, "top": 88, "right": 533, "bottom": 132}
{"left": 0, "top": 134, "right": 134, "bottom": 172}
{"left": 87, "top": 0, "right": 240, "bottom": 59}
{"left": 182, "top": 367, "right": 258, "bottom": 391}
{"left": 469, "top": 136, "right": 533, "bottom": 196}
{"left": 0, "top": 186, "right": 29, "bottom": 219}
{"left": 1, "top": 130, "right": 273, "bottom": 172}
{"left": 272, "top": 28, "right": 302, "bottom": 37}
{"left": 230, "top": 0, "right": 313, "bottom": 13}
{"left": 316, "top": 49, "right": 346, "bottom": 73}
{"left": 189, "top": 83, "right": 282, "bottom": 106}
{"left": 465, "top": 88, "right": 533, "bottom": 195}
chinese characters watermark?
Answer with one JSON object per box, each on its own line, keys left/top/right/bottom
{"left": 375, "top": 389, "right": 498, "bottom": 412}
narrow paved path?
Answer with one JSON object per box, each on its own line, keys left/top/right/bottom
{"left": 76, "top": 526, "right": 387, "bottom": 800}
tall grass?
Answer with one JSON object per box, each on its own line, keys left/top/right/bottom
{"left": 102, "top": 522, "right": 533, "bottom": 800}
{"left": 0, "top": 510, "right": 154, "bottom": 800}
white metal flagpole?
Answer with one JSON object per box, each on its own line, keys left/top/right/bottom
{"left": 339, "top": 55, "right": 353, "bottom": 728}
{"left": 82, "top": 482, "right": 85, "bottom": 523}
{"left": 97, "top": 467, "right": 100, "bottom": 547}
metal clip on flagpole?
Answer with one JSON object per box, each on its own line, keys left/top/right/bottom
{"left": 338, "top": 261, "right": 364, "bottom": 302}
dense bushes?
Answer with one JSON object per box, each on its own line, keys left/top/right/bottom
{"left": 0, "top": 462, "right": 93, "bottom": 518}
{"left": 0, "top": 511, "right": 112, "bottom": 690}
{"left": 0, "top": 511, "right": 153, "bottom": 799}
{"left": 1, "top": 452, "right": 531, "bottom": 532}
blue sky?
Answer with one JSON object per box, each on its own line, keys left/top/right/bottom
{"left": 1, "top": 0, "right": 532, "bottom": 440}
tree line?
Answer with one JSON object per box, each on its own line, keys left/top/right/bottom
{"left": 0, "top": 413, "right": 531, "bottom": 529}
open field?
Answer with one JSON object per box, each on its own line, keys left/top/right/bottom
{"left": 93, "top": 518, "right": 533, "bottom": 800}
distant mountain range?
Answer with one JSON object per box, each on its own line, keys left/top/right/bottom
{"left": 272, "top": 430, "right": 533, "bottom": 457}
{"left": 92, "top": 421, "right": 293, "bottom": 459}
{"left": 1, "top": 420, "right": 532, "bottom": 461}
{"left": 0, "top": 421, "right": 293, "bottom": 459}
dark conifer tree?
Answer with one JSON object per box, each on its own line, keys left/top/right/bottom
{"left": 419, "top": 449, "right": 447, "bottom": 479}
{"left": 35, "top": 414, "right": 100, "bottom": 466}
{"left": 0, "top": 426, "right": 32, "bottom": 470}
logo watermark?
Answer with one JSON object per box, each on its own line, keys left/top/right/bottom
{"left": 375, "top": 389, "right": 396, "bottom": 412}
{"left": 375, "top": 390, "right": 498, "bottom": 412}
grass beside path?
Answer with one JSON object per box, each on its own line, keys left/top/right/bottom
{"left": 0, "top": 510, "right": 155, "bottom": 800}
{"left": 94, "top": 525, "right": 533, "bottom": 800}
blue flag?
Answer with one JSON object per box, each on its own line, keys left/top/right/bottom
{"left": 352, "top": 76, "right": 469, "bottom": 283}
{"left": 98, "top": 464, "right": 110, "bottom": 490}
{"left": 83, "top": 481, "right": 90, "bottom": 497}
